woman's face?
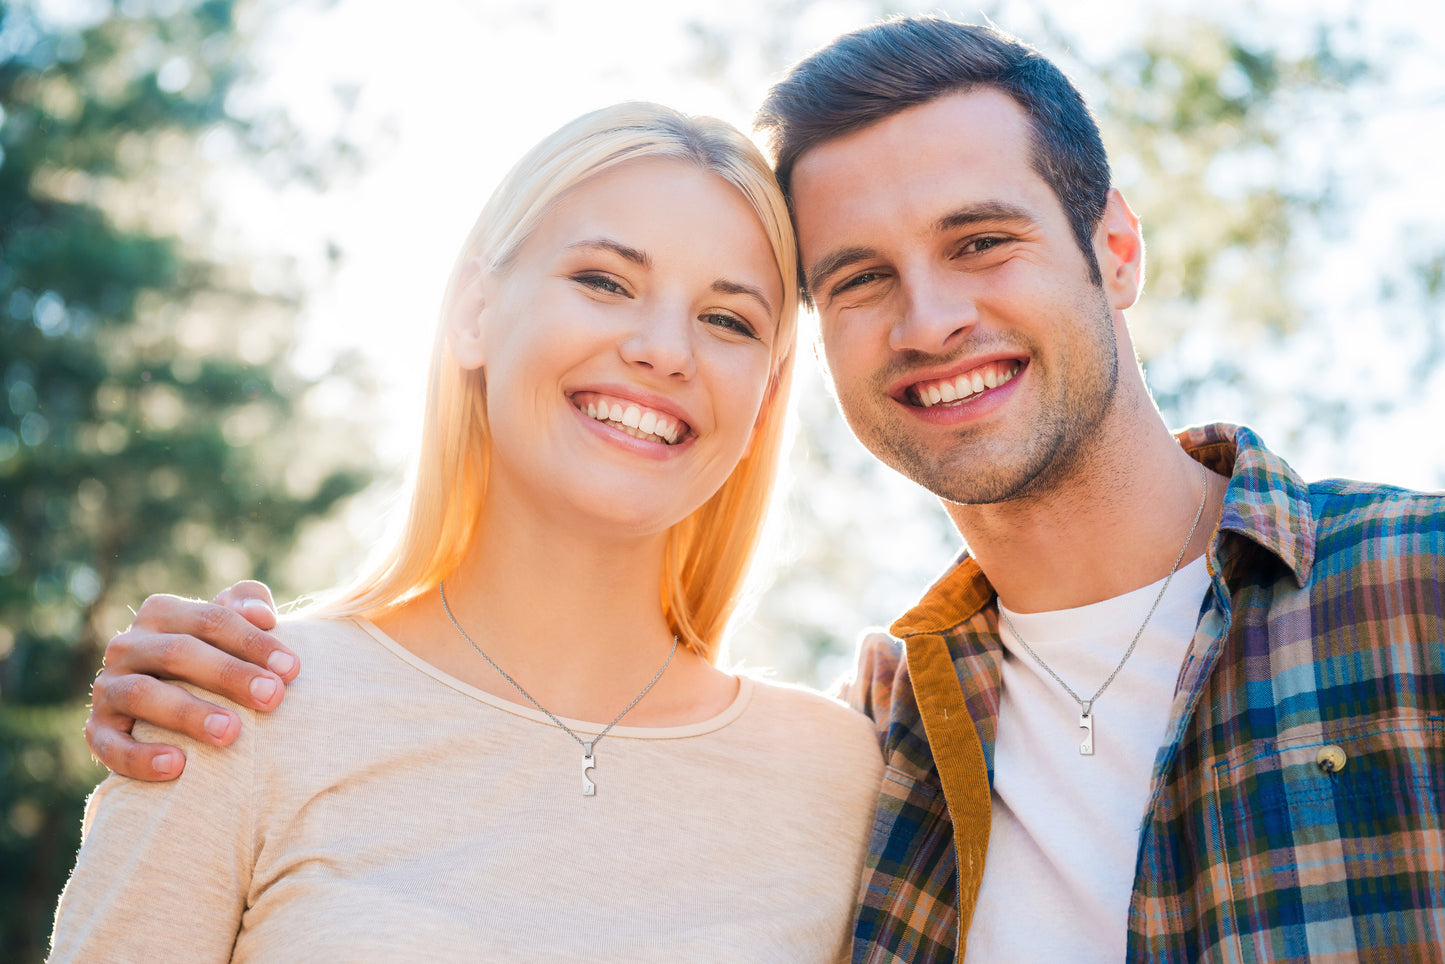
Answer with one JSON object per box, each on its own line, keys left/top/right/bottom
{"left": 464, "top": 156, "right": 784, "bottom": 539}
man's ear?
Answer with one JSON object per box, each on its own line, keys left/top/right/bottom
{"left": 446, "top": 257, "right": 490, "bottom": 371}
{"left": 1094, "top": 189, "right": 1145, "bottom": 310}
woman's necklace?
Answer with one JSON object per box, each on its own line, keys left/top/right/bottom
{"left": 998, "top": 462, "right": 1209, "bottom": 756}
{"left": 438, "top": 581, "right": 678, "bottom": 796}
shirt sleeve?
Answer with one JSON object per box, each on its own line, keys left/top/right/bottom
{"left": 48, "top": 694, "right": 257, "bottom": 963}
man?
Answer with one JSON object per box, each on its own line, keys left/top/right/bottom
{"left": 86, "top": 17, "right": 1444, "bottom": 963}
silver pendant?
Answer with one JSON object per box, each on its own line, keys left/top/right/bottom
{"left": 582, "top": 750, "right": 596, "bottom": 796}
{"left": 1079, "top": 710, "right": 1094, "bottom": 756}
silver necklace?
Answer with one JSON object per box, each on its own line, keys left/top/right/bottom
{"left": 438, "top": 581, "right": 678, "bottom": 796}
{"left": 999, "top": 462, "right": 1208, "bottom": 756}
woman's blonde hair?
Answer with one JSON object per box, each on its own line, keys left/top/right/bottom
{"left": 311, "top": 102, "right": 799, "bottom": 662}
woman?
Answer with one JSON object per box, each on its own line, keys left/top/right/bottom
{"left": 49, "top": 103, "right": 883, "bottom": 962}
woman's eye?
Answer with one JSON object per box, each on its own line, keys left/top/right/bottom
{"left": 704, "top": 313, "right": 759, "bottom": 340}
{"left": 575, "top": 273, "right": 628, "bottom": 296}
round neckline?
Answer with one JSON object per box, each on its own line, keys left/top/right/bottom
{"left": 351, "top": 617, "right": 752, "bottom": 740}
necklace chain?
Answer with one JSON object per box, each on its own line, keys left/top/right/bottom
{"left": 438, "top": 581, "right": 678, "bottom": 791}
{"left": 999, "top": 462, "right": 1209, "bottom": 753}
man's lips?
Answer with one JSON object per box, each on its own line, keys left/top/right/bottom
{"left": 570, "top": 390, "right": 689, "bottom": 444}
{"left": 904, "top": 359, "right": 1023, "bottom": 408}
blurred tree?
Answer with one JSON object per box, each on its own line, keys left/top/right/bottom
{"left": 0, "top": 1, "right": 372, "bottom": 957}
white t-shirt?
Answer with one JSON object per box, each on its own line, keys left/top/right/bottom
{"left": 964, "top": 557, "right": 1212, "bottom": 963}
{"left": 51, "top": 618, "right": 884, "bottom": 963}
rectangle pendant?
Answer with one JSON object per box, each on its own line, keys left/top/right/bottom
{"left": 1079, "top": 711, "right": 1094, "bottom": 756}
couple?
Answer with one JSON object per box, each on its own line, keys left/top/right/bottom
{"left": 54, "top": 16, "right": 1445, "bottom": 964}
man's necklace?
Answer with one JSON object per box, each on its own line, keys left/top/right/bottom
{"left": 438, "top": 581, "right": 678, "bottom": 796}
{"left": 999, "top": 462, "right": 1208, "bottom": 756}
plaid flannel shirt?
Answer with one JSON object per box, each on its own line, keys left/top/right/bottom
{"left": 844, "top": 422, "right": 1445, "bottom": 963}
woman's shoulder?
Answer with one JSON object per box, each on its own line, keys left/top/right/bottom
{"left": 270, "top": 614, "right": 376, "bottom": 655}
{"left": 738, "top": 672, "right": 880, "bottom": 750}
{"left": 726, "top": 674, "right": 885, "bottom": 804}
{"left": 125, "top": 617, "right": 375, "bottom": 746}
{"left": 269, "top": 615, "right": 417, "bottom": 686}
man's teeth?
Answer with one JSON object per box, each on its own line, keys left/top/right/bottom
{"left": 915, "top": 363, "right": 1019, "bottom": 408}
{"left": 584, "top": 401, "right": 681, "bottom": 443}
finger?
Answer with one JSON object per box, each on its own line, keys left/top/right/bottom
{"left": 123, "top": 597, "right": 298, "bottom": 683}
{"left": 214, "top": 580, "right": 279, "bottom": 632}
{"left": 84, "top": 704, "right": 188, "bottom": 782}
{"left": 94, "top": 669, "right": 249, "bottom": 745}
{"left": 106, "top": 625, "right": 288, "bottom": 711}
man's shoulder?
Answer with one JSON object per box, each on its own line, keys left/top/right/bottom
{"left": 839, "top": 631, "right": 912, "bottom": 724}
{"left": 1307, "top": 475, "right": 1444, "bottom": 525}
{"left": 1187, "top": 421, "right": 1442, "bottom": 570}
{"left": 1305, "top": 477, "right": 1443, "bottom": 578}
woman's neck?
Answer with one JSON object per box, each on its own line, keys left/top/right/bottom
{"left": 371, "top": 495, "right": 736, "bottom": 726}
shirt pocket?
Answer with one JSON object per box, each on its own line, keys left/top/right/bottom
{"left": 1208, "top": 715, "right": 1445, "bottom": 964}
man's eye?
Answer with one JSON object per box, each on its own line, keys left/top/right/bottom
{"left": 832, "top": 271, "right": 883, "bottom": 296}
{"left": 962, "top": 236, "right": 1007, "bottom": 255}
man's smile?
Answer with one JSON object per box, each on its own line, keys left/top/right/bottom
{"left": 906, "top": 359, "right": 1023, "bottom": 408}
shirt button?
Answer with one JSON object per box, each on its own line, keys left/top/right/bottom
{"left": 1316, "top": 745, "right": 1347, "bottom": 774}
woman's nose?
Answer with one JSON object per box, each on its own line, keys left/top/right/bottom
{"left": 619, "top": 304, "right": 697, "bottom": 379}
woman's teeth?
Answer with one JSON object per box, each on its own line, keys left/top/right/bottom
{"left": 584, "top": 400, "right": 682, "bottom": 444}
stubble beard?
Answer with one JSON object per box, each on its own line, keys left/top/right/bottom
{"left": 848, "top": 295, "right": 1121, "bottom": 507}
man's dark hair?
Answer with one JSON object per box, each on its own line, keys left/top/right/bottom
{"left": 755, "top": 16, "right": 1111, "bottom": 286}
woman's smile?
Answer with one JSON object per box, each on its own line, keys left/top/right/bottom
{"left": 571, "top": 390, "right": 690, "bottom": 446}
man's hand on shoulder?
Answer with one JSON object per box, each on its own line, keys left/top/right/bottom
{"left": 86, "top": 580, "right": 299, "bottom": 781}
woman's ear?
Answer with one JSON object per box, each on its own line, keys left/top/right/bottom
{"left": 446, "top": 257, "right": 490, "bottom": 370}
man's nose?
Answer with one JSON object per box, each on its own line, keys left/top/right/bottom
{"left": 889, "top": 268, "right": 980, "bottom": 355}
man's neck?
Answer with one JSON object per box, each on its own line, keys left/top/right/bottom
{"left": 946, "top": 406, "right": 1227, "bottom": 615}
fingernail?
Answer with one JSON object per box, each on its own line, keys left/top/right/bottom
{"left": 204, "top": 713, "right": 231, "bottom": 741}
{"left": 153, "top": 752, "right": 180, "bottom": 776}
{"left": 241, "top": 598, "right": 275, "bottom": 615}
{"left": 250, "top": 676, "right": 279, "bottom": 703}
{"left": 267, "top": 651, "right": 296, "bottom": 676}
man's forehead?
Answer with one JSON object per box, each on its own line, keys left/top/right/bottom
{"left": 788, "top": 89, "right": 1043, "bottom": 255}
{"left": 791, "top": 87, "right": 1031, "bottom": 190}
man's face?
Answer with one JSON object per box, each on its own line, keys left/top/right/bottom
{"left": 790, "top": 88, "right": 1131, "bottom": 506}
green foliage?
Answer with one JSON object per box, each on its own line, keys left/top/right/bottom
{"left": 1093, "top": 15, "right": 1371, "bottom": 363}
{"left": 0, "top": 1, "right": 372, "bottom": 957}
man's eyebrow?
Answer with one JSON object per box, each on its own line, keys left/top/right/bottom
{"left": 712, "top": 279, "right": 774, "bottom": 317}
{"left": 806, "top": 246, "right": 876, "bottom": 296}
{"left": 565, "top": 237, "right": 653, "bottom": 268}
{"left": 935, "top": 201, "right": 1039, "bottom": 232}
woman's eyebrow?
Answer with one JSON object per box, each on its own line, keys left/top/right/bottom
{"left": 712, "top": 278, "right": 774, "bottom": 317}
{"left": 566, "top": 237, "right": 653, "bottom": 268}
